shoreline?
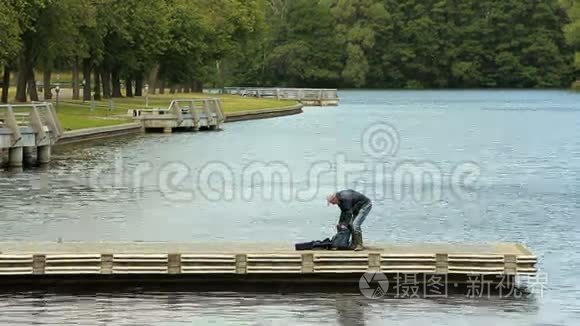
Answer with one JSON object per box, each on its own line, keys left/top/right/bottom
{"left": 224, "top": 103, "right": 303, "bottom": 122}
{"left": 55, "top": 103, "right": 303, "bottom": 146}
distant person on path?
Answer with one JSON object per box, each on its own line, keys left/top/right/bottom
{"left": 326, "top": 189, "right": 372, "bottom": 251}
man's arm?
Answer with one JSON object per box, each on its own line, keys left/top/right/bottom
{"left": 338, "top": 210, "right": 353, "bottom": 224}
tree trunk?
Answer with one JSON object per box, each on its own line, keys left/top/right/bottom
{"left": 111, "top": 66, "right": 122, "bottom": 97}
{"left": 43, "top": 69, "right": 52, "bottom": 100}
{"left": 82, "top": 58, "right": 92, "bottom": 101}
{"left": 15, "top": 56, "right": 29, "bottom": 102}
{"left": 27, "top": 66, "right": 39, "bottom": 102}
{"left": 125, "top": 78, "right": 133, "bottom": 97}
{"left": 191, "top": 80, "right": 199, "bottom": 93}
{"left": 159, "top": 79, "right": 165, "bottom": 94}
{"left": 94, "top": 68, "right": 102, "bottom": 101}
{"left": 148, "top": 65, "right": 159, "bottom": 95}
{"left": 1, "top": 66, "right": 10, "bottom": 103}
{"left": 101, "top": 67, "right": 111, "bottom": 98}
{"left": 134, "top": 75, "right": 143, "bottom": 96}
{"left": 72, "top": 57, "right": 80, "bottom": 100}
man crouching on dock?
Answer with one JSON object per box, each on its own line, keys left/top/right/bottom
{"left": 327, "top": 189, "right": 372, "bottom": 251}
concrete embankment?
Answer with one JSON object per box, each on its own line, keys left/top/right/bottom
{"left": 55, "top": 103, "right": 304, "bottom": 145}
{"left": 56, "top": 123, "right": 143, "bottom": 146}
{"left": 224, "top": 103, "right": 303, "bottom": 122}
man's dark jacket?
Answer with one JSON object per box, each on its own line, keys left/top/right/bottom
{"left": 335, "top": 189, "right": 371, "bottom": 224}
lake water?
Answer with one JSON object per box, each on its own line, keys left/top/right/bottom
{"left": 0, "top": 90, "right": 579, "bottom": 325}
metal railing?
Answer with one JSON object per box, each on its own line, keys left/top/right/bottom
{"left": 129, "top": 98, "right": 225, "bottom": 130}
{"left": 223, "top": 87, "right": 339, "bottom": 101}
{"left": 0, "top": 102, "right": 63, "bottom": 147}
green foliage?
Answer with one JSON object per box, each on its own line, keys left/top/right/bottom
{"left": 561, "top": 0, "right": 580, "bottom": 75}
{"left": 1, "top": 0, "right": 576, "bottom": 89}
{"left": 331, "top": 0, "right": 389, "bottom": 87}
{"left": 0, "top": 2, "right": 21, "bottom": 64}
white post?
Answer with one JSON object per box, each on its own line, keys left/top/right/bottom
{"left": 37, "top": 145, "right": 51, "bottom": 164}
{"left": 145, "top": 84, "right": 149, "bottom": 108}
{"left": 9, "top": 147, "right": 23, "bottom": 167}
{"left": 55, "top": 85, "right": 60, "bottom": 111}
{"left": 90, "top": 91, "right": 96, "bottom": 112}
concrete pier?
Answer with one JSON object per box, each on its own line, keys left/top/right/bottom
{"left": 129, "top": 98, "right": 225, "bottom": 133}
{"left": 8, "top": 147, "right": 23, "bottom": 167}
{"left": 224, "top": 87, "right": 340, "bottom": 106}
{"left": 37, "top": 145, "right": 51, "bottom": 164}
{"left": 0, "top": 242, "right": 537, "bottom": 288}
{"left": 0, "top": 103, "right": 63, "bottom": 168}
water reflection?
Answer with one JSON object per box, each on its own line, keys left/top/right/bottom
{"left": 0, "top": 290, "right": 540, "bottom": 325}
{"left": 335, "top": 295, "right": 368, "bottom": 326}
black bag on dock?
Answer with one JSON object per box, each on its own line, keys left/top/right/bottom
{"left": 294, "top": 224, "right": 352, "bottom": 251}
{"left": 295, "top": 238, "right": 333, "bottom": 250}
{"left": 331, "top": 223, "right": 351, "bottom": 250}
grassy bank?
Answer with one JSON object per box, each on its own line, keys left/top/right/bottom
{"left": 4, "top": 90, "right": 297, "bottom": 130}
{"left": 573, "top": 81, "right": 580, "bottom": 91}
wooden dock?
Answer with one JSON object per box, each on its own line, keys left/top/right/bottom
{"left": 224, "top": 87, "right": 339, "bottom": 106}
{"left": 0, "top": 242, "right": 536, "bottom": 288}
{"left": 0, "top": 102, "right": 63, "bottom": 167}
{"left": 128, "top": 98, "right": 225, "bottom": 133}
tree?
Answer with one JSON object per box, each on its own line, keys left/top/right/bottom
{"left": 561, "top": 0, "right": 580, "bottom": 78}
{"left": 264, "top": 0, "right": 342, "bottom": 86}
{"left": 0, "top": 1, "right": 21, "bottom": 103}
{"left": 331, "top": 0, "right": 389, "bottom": 87}
{"left": 12, "top": 0, "right": 94, "bottom": 102}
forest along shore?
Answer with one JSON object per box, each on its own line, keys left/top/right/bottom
{"left": 1, "top": 1, "right": 578, "bottom": 107}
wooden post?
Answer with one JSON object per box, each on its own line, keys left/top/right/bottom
{"left": 168, "top": 254, "right": 181, "bottom": 274}
{"left": 235, "top": 254, "right": 247, "bottom": 274}
{"left": 276, "top": 88, "right": 280, "bottom": 100}
{"left": 101, "top": 254, "right": 113, "bottom": 274}
{"left": 368, "top": 253, "right": 381, "bottom": 272}
{"left": 32, "top": 254, "right": 46, "bottom": 275}
{"left": 301, "top": 253, "right": 314, "bottom": 273}
{"left": 504, "top": 254, "right": 517, "bottom": 275}
{"left": 435, "top": 253, "right": 448, "bottom": 274}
